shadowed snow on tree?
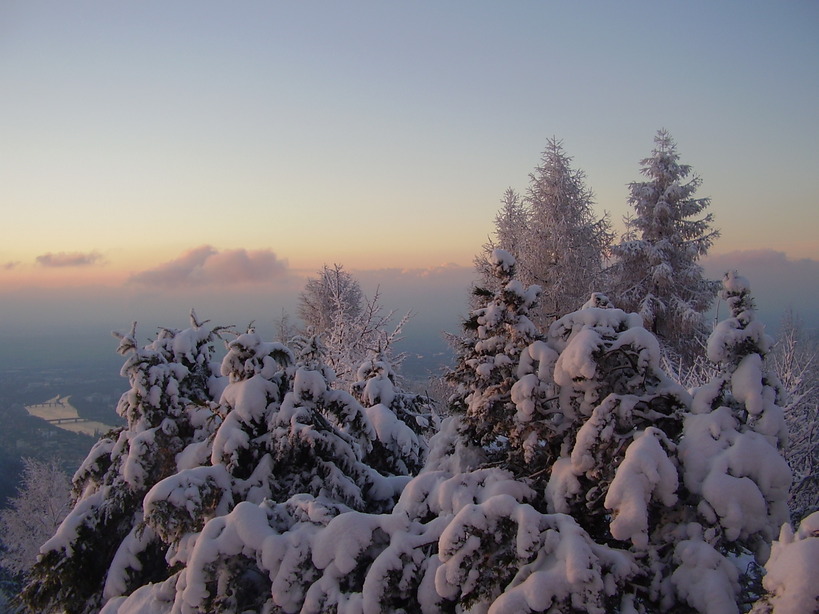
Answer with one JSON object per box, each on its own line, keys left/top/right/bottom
{"left": 448, "top": 249, "right": 546, "bottom": 473}
{"left": 750, "top": 511, "right": 819, "bottom": 614}
{"left": 684, "top": 273, "right": 791, "bottom": 559}
{"left": 681, "top": 272, "right": 794, "bottom": 610}
{"left": 351, "top": 351, "right": 438, "bottom": 476}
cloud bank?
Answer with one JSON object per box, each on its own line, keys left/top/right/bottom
{"left": 129, "top": 246, "right": 290, "bottom": 288}
{"left": 36, "top": 251, "right": 103, "bottom": 267}
{"left": 702, "top": 249, "right": 819, "bottom": 331}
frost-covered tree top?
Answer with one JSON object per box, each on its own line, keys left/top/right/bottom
{"left": 298, "top": 263, "right": 364, "bottom": 333}
{"left": 296, "top": 263, "right": 411, "bottom": 391}
{"left": 491, "top": 187, "right": 526, "bottom": 258}
{"left": 480, "top": 139, "right": 612, "bottom": 324}
{"left": 609, "top": 129, "right": 720, "bottom": 366}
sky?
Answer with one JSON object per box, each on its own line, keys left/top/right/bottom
{"left": 1, "top": 1, "right": 818, "bottom": 368}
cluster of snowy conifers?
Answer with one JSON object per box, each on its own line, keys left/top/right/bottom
{"left": 21, "top": 251, "right": 818, "bottom": 614}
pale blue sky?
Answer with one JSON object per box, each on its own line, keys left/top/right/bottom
{"left": 2, "top": 1, "right": 818, "bottom": 273}
{"left": 0, "top": 1, "right": 817, "bottom": 347}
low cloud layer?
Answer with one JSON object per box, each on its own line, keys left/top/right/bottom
{"left": 129, "top": 246, "right": 289, "bottom": 288}
{"left": 702, "top": 249, "right": 819, "bottom": 330}
{"left": 36, "top": 251, "right": 103, "bottom": 267}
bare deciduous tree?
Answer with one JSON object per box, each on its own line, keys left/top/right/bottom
{"left": 0, "top": 458, "right": 71, "bottom": 578}
{"left": 771, "top": 308, "right": 818, "bottom": 524}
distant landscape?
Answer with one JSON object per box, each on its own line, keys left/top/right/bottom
{"left": 0, "top": 363, "right": 125, "bottom": 506}
{"left": 25, "top": 395, "right": 116, "bottom": 438}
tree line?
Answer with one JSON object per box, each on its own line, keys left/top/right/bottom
{"left": 1, "top": 130, "right": 817, "bottom": 614}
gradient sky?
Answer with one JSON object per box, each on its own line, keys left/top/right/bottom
{"left": 1, "top": 2, "right": 818, "bottom": 347}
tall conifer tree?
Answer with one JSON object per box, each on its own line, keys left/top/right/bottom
{"left": 481, "top": 139, "right": 611, "bottom": 324}
{"left": 609, "top": 129, "right": 720, "bottom": 366}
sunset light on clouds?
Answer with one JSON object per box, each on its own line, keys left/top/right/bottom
{"left": 1, "top": 1, "right": 818, "bottom": 345}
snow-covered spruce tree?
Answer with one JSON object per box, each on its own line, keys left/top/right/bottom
{"left": 20, "top": 313, "right": 226, "bottom": 614}
{"left": 536, "top": 295, "right": 738, "bottom": 612}
{"left": 101, "top": 330, "right": 413, "bottom": 614}
{"left": 771, "top": 308, "right": 818, "bottom": 524}
{"left": 297, "top": 263, "right": 411, "bottom": 391}
{"left": 479, "top": 139, "right": 611, "bottom": 324}
{"left": 293, "top": 255, "right": 763, "bottom": 614}
{"left": 264, "top": 332, "right": 409, "bottom": 510}
{"left": 682, "top": 272, "right": 792, "bottom": 606}
{"left": 448, "top": 249, "right": 546, "bottom": 472}
{"left": 294, "top": 253, "right": 653, "bottom": 612}
{"left": 351, "top": 350, "right": 437, "bottom": 476}
{"left": 608, "top": 129, "right": 720, "bottom": 367}
{"left": 274, "top": 251, "right": 644, "bottom": 613}
{"left": 0, "top": 458, "right": 71, "bottom": 579}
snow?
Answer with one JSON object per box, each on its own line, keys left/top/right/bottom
{"left": 702, "top": 465, "right": 768, "bottom": 541}
{"left": 671, "top": 538, "right": 740, "bottom": 614}
{"left": 295, "top": 367, "right": 329, "bottom": 402}
{"left": 39, "top": 491, "right": 104, "bottom": 557}
{"left": 220, "top": 372, "right": 279, "bottom": 421}
{"left": 549, "top": 307, "right": 644, "bottom": 354}
{"left": 103, "top": 524, "right": 155, "bottom": 600}
{"left": 122, "top": 428, "right": 157, "bottom": 489}
{"left": 491, "top": 248, "right": 516, "bottom": 273}
{"left": 484, "top": 511, "right": 637, "bottom": 614}
{"left": 517, "top": 339, "right": 558, "bottom": 381}
{"left": 364, "top": 403, "right": 418, "bottom": 457}
{"left": 755, "top": 512, "right": 819, "bottom": 614}
{"left": 511, "top": 373, "right": 541, "bottom": 422}
{"left": 581, "top": 292, "right": 613, "bottom": 310}
{"left": 356, "top": 365, "right": 396, "bottom": 407}
{"left": 100, "top": 578, "right": 176, "bottom": 614}
{"left": 143, "top": 465, "right": 233, "bottom": 545}
{"left": 731, "top": 354, "right": 765, "bottom": 416}
{"left": 553, "top": 327, "right": 603, "bottom": 385}
{"left": 312, "top": 511, "right": 382, "bottom": 574}
{"left": 681, "top": 408, "right": 791, "bottom": 545}
{"left": 544, "top": 457, "right": 581, "bottom": 514}
{"left": 722, "top": 269, "right": 751, "bottom": 297}
{"left": 608, "top": 325, "right": 662, "bottom": 372}
{"left": 604, "top": 427, "right": 678, "bottom": 548}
